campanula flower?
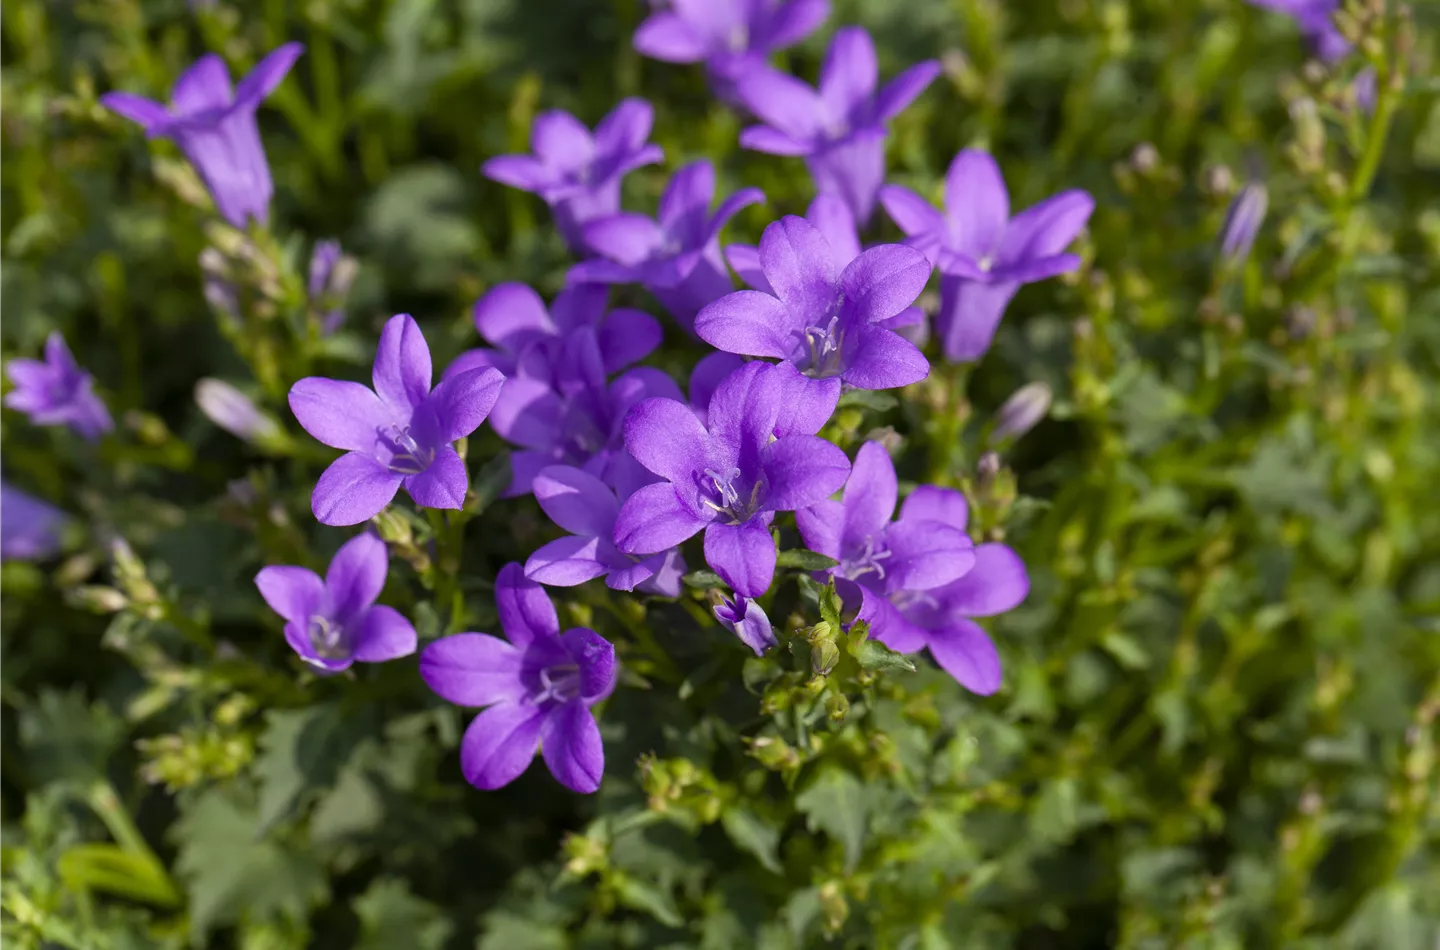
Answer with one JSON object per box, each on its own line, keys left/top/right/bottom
{"left": 569, "top": 160, "right": 764, "bottom": 332}
{"left": 713, "top": 592, "right": 776, "bottom": 655}
{"left": 796, "top": 442, "right": 975, "bottom": 647}
{"left": 1219, "top": 182, "right": 1269, "bottom": 264}
{"left": 525, "top": 465, "right": 686, "bottom": 596}
{"left": 4, "top": 332, "right": 113, "bottom": 441}
{"left": 694, "top": 215, "right": 931, "bottom": 397}
{"left": 1, "top": 482, "right": 69, "bottom": 562}
{"left": 614, "top": 361, "right": 851, "bottom": 597}
{"left": 687, "top": 352, "right": 746, "bottom": 426}
{"left": 254, "top": 532, "right": 417, "bottom": 672}
{"left": 483, "top": 99, "right": 664, "bottom": 254}
{"left": 288, "top": 314, "right": 506, "bottom": 525}
{"left": 486, "top": 323, "right": 683, "bottom": 497}
{"left": 444, "top": 282, "right": 661, "bottom": 385}
{"left": 308, "top": 240, "right": 357, "bottom": 334}
{"left": 102, "top": 43, "right": 303, "bottom": 229}
{"left": 735, "top": 27, "right": 940, "bottom": 225}
{"left": 1248, "top": 2, "right": 1375, "bottom": 109}
{"left": 634, "top": 0, "right": 830, "bottom": 102}
{"left": 420, "top": 563, "right": 617, "bottom": 793}
{"left": 880, "top": 149, "right": 1094, "bottom": 363}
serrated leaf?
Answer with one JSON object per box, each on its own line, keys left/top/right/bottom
{"left": 17, "top": 688, "right": 124, "bottom": 786}
{"left": 683, "top": 569, "right": 726, "bottom": 589}
{"left": 795, "top": 768, "right": 870, "bottom": 872}
{"left": 353, "top": 877, "right": 453, "bottom": 950}
{"left": 254, "top": 704, "right": 368, "bottom": 833}
{"left": 721, "top": 807, "right": 783, "bottom": 873}
{"left": 776, "top": 549, "right": 840, "bottom": 571}
{"left": 852, "top": 639, "right": 917, "bottom": 672}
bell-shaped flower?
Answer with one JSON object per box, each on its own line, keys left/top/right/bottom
{"left": 419, "top": 564, "right": 617, "bottom": 794}
{"left": 288, "top": 314, "right": 506, "bottom": 525}
{"left": 713, "top": 592, "right": 777, "bottom": 655}
{"left": 1, "top": 481, "right": 69, "bottom": 562}
{"left": 4, "top": 332, "right": 113, "bottom": 441}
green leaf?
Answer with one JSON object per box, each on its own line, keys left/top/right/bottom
{"left": 253, "top": 704, "right": 368, "bottom": 832}
{"left": 56, "top": 843, "right": 181, "bottom": 908}
{"left": 776, "top": 549, "right": 840, "bottom": 571}
{"left": 614, "top": 874, "right": 683, "bottom": 928}
{"left": 837, "top": 389, "right": 898, "bottom": 412}
{"left": 17, "top": 688, "right": 124, "bottom": 786}
{"left": 1100, "top": 632, "right": 1150, "bottom": 670}
{"left": 852, "top": 639, "right": 917, "bottom": 673}
{"left": 795, "top": 768, "right": 870, "bottom": 872}
{"left": 352, "top": 878, "right": 453, "bottom": 950}
{"left": 683, "top": 569, "right": 726, "bottom": 589}
{"left": 721, "top": 807, "right": 783, "bottom": 873}
{"left": 817, "top": 581, "right": 844, "bottom": 631}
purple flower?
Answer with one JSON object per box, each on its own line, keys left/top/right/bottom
{"left": 1219, "top": 182, "right": 1268, "bottom": 264}
{"left": 419, "top": 563, "right": 617, "bottom": 794}
{"left": 254, "top": 532, "right": 417, "bottom": 672}
{"left": 445, "top": 282, "right": 661, "bottom": 385}
{"left": 483, "top": 99, "right": 664, "bottom": 254}
{"left": 614, "top": 361, "right": 851, "bottom": 598}
{"left": 634, "top": 0, "right": 830, "bottom": 101}
{"left": 687, "top": 352, "right": 747, "bottom": 426}
{"left": 1249, "top": 0, "right": 1349, "bottom": 61}
{"left": 713, "top": 592, "right": 776, "bottom": 655}
{"left": 1, "top": 482, "right": 69, "bottom": 562}
{"left": 485, "top": 321, "right": 684, "bottom": 497}
{"left": 526, "top": 465, "right": 687, "bottom": 596}
{"left": 569, "top": 160, "right": 764, "bottom": 332}
{"left": 288, "top": 314, "right": 506, "bottom": 525}
{"left": 5, "top": 332, "right": 113, "bottom": 441}
{"left": 694, "top": 215, "right": 932, "bottom": 397}
{"left": 308, "top": 240, "right": 357, "bottom": 334}
{"left": 735, "top": 28, "right": 940, "bottom": 225}
{"left": 796, "top": 441, "right": 976, "bottom": 653}
{"left": 880, "top": 149, "right": 1094, "bottom": 363}
{"left": 101, "top": 43, "right": 303, "bottom": 229}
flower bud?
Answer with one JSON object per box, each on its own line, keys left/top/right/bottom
{"left": 826, "top": 692, "right": 850, "bottom": 723}
{"left": 811, "top": 639, "right": 840, "bottom": 676}
{"left": 990, "top": 382, "right": 1052, "bottom": 444}
{"left": 70, "top": 585, "right": 129, "bottom": 614}
{"left": 308, "top": 239, "right": 359, "bottom": 335}
{"left": 195, "top": 379, "right": 281, "bottom": 443}
{"left": 1218, "top": 182, "right": 1268, "bottom": 264}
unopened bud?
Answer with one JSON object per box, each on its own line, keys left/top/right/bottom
{"left": 811, "top": 639, "right": 840, "bottom": 676}
{"left": 990, "top": 382, "right": 1052, "bottom": 444}
{"left": 1218, "top": 182, "right": 1268, "bottom": 264}
{"left": 70, "top": 585, "right": 129, "bottom": 614}
{"left": 195, "top": 379, "right": 281, "bottom": 443}
{"left": 308, "top": 239, "right": 358, "bottom": 335}
{"left": 826, "top": 692, "right": 850, "bottom": 723}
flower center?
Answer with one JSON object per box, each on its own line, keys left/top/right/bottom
{"left": 378, "top": 424, "right": 435, "bottom": 475}
{"left": 536, "top": 662, "right": 582, "bottom": 704}
{"left": 726, "top": 24, "right": 749, "bottom": 52}
{"left": 801, "top": 313, "right": 846, "bottom": 379}
{"left": 305, "top": 614, "right": 349, "bottom": 661}
{"left": 701, "top": 466, "right": 763, "bottom": 525}
{"left": 840, "top": 534, "right": 893, "bottom": 582}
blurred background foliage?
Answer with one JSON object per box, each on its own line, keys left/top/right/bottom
{"left": 2, "top": 0, "right": 1439, "bottom": 947}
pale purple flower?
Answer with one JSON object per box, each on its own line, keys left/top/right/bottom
{"left": 288, "top": 314, "right": 506, "bottom": 525}
{"left": 694, "top": 215, "right": 931, "bottom": 398}
{"left": 5, "top": 332, "right": 113, "bottom": 441}
{"left": 614, "top": 361, "right": 851, "bottom": 598}
{"left": 526, "top": 465, "right": 686, "bottom": 596}
{"left": 735, "top": 27, "right": 940, "bottom": 225}
{"left": 254, "top": 532, "right": 417, "bottom": 673}
{"left": 445, "top": 282, "right": 661, "bottom": 385}
{"left": 713, "top": 592, "right": 776, "bottom": 655}
{"left": 634, "top": 0, "right": 830, "bottom": 102}
{"left": 990, "top": 381, "right": 1051, "bottom": 443}
{"left": 797, "top": 442, "right": 975, "bottom": 655}
{"left": 1219, "top": 183, "right": 1268, "bottom": 264}
{"left": 1, "top": 482, "right": 68, "bottom": 562}
{"left": 101, "top": 43, "right": 303, "bottom": 229}
{"left": 420, "top": 563, "right": 617, "bottom": 794}
{"left": 569, "top": 160, "right": 764, "bottom": 332}
{"left": 308, "top": 240, "right": 357, "bottom": 334}
{"left": 483, "top": 99, "right": 664, "bottom": 254}
{"left": 880, "top": 149, "right": 1094, "bottom": 363}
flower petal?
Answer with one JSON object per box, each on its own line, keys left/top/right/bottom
{"left": 351, "top": 604, "right": 417, "bottom": 663}
{"left": 819, "top": 27, "right": 878, "bottom": 127}
{"left": 171, "top": 54, "right": 233, "bottom": 115}
{"left": 404, "top": 445, "right": 468, "bottom": 510}
{"left": 688, "top": 352, "right": 747, "bottom": 419}
{"left": 999, "top": 189, "right": 1095, "bottom": 262}
{"left": 622, "top": 396, "right": 711, "bottom": 485}
{"left": 372, "top": 314, "right": 433, "bottom": 413}
{"left": 533, "top": 465, "right": 619, "bottom": 536}
{"left": 255, "top": 566, "right": 324, "bottom": 625}
{"left": 841, "top": 243, "right": 931, "bottom": 326}
{"left": 495, "top": 561, "right": 560, "bottom": 647}
{"left": 312, "top": 453, "right": 404, "bottom": 526}
{"left": 807, "top": 193, "right": 862, "bottom": 266}
{"left": 724, "top": 244, "right": 770, "bottom": 293}
{"left": 704, "top": 519, "right": 776, "bottom": 598}
{"left": 594, "top": 97, "right": 654, "bottom": 158}
{"left": 939, "top": 543, "right": 1029, "bottom": 617}
{"left": 767, "top": 362, "right": 839, "bottom": 437}
{"left": 614, "top": 482, "right": 709, "bottom": 554}
{"left": 926, "top": 618, "right": 1002, "bottom": 694}
{"left": 934, "top": 274, "right": 1019, "bottom": 364}
{"left": 288, "top": 377, "right": 394, "bottom": 452}
{"left": 488, "top": 377, "right": 563, "bottom": 451}
{"left": 945, "top": 150, "right": 1010, "bottom": 257}
{"left": 325, "top": 531, "right": 388, "bottom": 617}
{"left": 806, "top": 128, "right": 886, "bottom": 226}
{"left": 234, "top": 42, "right": 304, "bottom": 109}
{"left": 762, "top": 435, "right": 851, "bottom": 511}
{"left": 633, "top": 12, "right": 710, "bottom": 63}
{"left": 460, "top": 702, "right": 546, "bottom": 790}
{"left": 525, "top": 535, "right": 609, "bottom": 587}
{"left": 598, "top": 308, "right": 662, "bottom": 374}
{"left": 417, "top": 367, "right": 505, "bottom": 444}
{"left": 739, "top": 125, "right": 811, "bottom": 156}
{"left": 899, "top": 485, "right": 970, "bottom": 533}
{"left": 761, "top": 0, "right": 830, "bottom": 49}
{"left": 563, "top": 627, "right": 617, "bottom": 702}
{"left": 582, "top": 213, "right": 665, "bottom": 266}
{"left": 473, "top": 282, "right": 555, "bottom": 350}
{"left": 839, "top": 441, "right": 898, "bottom": 548}
{"left": 883, "top": 519, "right": 975, "bottom": 592}
{"left": 531, "top": 110, "right": 594, "bottom": 168}
{"left": 420, "top": 632, "right": 527, "bottom": 706}
{"left": 540, "top": 700, "right": 605, "bottom": 793}
{"left": 101, "top": 92, "right": 171, "bottom": 131}
{"left": 694, "top": 290, "right": 796, "bottom": 360}
{"left": 879, "top": 184, "right": 946, "bottom": 240}
{"left": 842, "top": 323, "right": 930, "bottom": 390}
{"left": 735, "top": 68, "right": 825, "bottom": 144}
{"left": 796, "top": 499, "right": 845, "bottom": 562}
{"left": 989, "top": 252, "right": 1082, "bottom": 284}
{"left": 658, "top": 161, "right": 716, "bottom": 247}
{"left": 482, "top": 154, "right": 554, "bottom": 191}
{"left": 758, "top": 215, "right": 838, "bottom": 326}
{"left": 861, "top": 585, "right": 929, "bottom": 653}
{"left": 874, "top": 59, "right": 941, "bottom": 122}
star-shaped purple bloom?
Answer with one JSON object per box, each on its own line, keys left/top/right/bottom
{"left": 694, "top": 215, "right": 932, "bottom": 398}
{"left": 1, "top": 481, "right": 69, "bottom": 562}
{"left": 797, "top": 441, "right": 976, "bottom": 647}
{"left": 525, "top": 465, "right": 687, "bottom": 596}
{"left": 288, "top": 314, "right": 506, "bottom": 526}
{"left": 880, "top": 149, "right": 1094, "bottom": 363}
{"left": 569, "top": 160, "right": 764, "bottom": 333}
{"left": 420, "top": 563, "right": 617, "bottom": 794}
{"left": 735, "top": 27, "right": 940, "bottom": 225}
{"left": 5, "top": 332, "right": 114, "bottom": 441}
{"left": 101, "top": 43, "right": 303, "bottom": 229}
{"left": 614, "top": 361, "right": 851, "bottom": 598}
{"left": 634, "top": 0, "right": 830, "bottom": 102}
{"left": 713, "top": 592, "right": 777, "bottom": 655}
{"left": 483, "top": 99, "right": 664, "bottom": 255}
{"left": 445, "top": 282, "right": 661, "bottom": 385}
{"left": 254, "top": 531, "right": 418, "bottom": 673}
